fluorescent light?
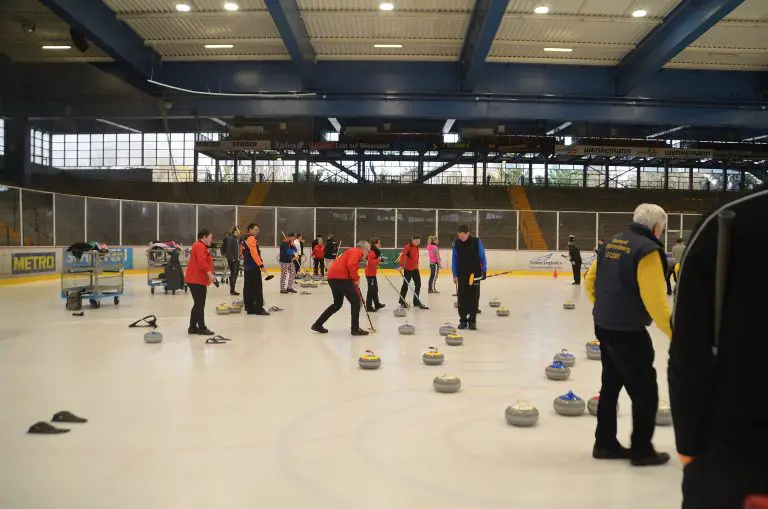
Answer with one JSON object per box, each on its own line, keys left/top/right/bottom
{"left": 546, "top": 121, "right": 572, "bottom": 135}
{"left": 223, "top": 2, "right": 239, "bottom": 10}
{"left": 95, "top": 119, "right": 141, "bottom": 133}
{"left": 646, "top": 125, "right": 689, "bottom": 139}
{"left": 744, "top": 134, "right": 768, "bottom": 142}
{"left": 323, "top": 131, "right": 340, "bottom": 142}
{"left": 442, "top": 119, "right": 456, "bottom": 134}
{"left": 42, "top": 45, "right": 71, "bottom": 50}
{"left": 205, "top": 44, "right": 234, "bottom": 49}
{"left": 632, "top": 9, "right": 647, "bottom": 17}
{"left": 443, "top": 133, "right": 460, "bottom": 144}
{"left": 534, "top": 5, "right": 549, "bottom": 14}
{"left": 379, "top": 2, "right": 394, "bottom": 11}
{"left": 175, "top": 2, "right": 191, "bottom": 12}
{"left": 373, "top": 44, "right": 403, "bottom": 48}
{"left": 544, "top": 47, "right": 573, "bottom": 52}
{"left": 328, "top": 118, "right": 341, "bottom": 132}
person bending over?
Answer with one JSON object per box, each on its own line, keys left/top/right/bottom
{"left": 584, "top": 203, "right": 671, "bottom": 466}
{"left": 311, "top": 240, "right": 371, "bottom": 336}
{"left": 185, "top": 229, "right": 216, "bottom": 335}
{"left": 452, "top": 224, "right": 487, "bottom": 331}
{"left": 398, "top": 235, "right": 428, "bottom": 309}
{"left": 240, "top": 223, "right": 269, "bottom": 316}
{"left": 365, "top": 238, "right": 386, "bottom": 312}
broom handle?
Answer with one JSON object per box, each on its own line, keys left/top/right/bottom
{"left": 713, "top": 210, "right": 735, "bottom": 357}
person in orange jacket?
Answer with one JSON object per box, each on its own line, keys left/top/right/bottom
{"left": 185, "top": 229, "right": 216, "bottom": 335}
{"left": 398, "top": 235, "right": 428, "bottom": 309}
{"left": 365, "top": 237, "right": 386, "bottom": 312}
{"left": 311, "top": 240, "right": 370, "bottom": 336}
{"left": 240, "top": 223, "right": 269, "bottom": 315}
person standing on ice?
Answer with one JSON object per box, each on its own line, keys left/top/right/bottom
{"left": 567, "top": 234, "right": 582, "bottom": 285}
{"left": 398, "top": 235, "right": 429, "bottom": 310}
{"left": 583, "top": 203, "right": 672, "bottom": 467}
{"left": 452, "top": 224, "right": 487, "bottom": 331}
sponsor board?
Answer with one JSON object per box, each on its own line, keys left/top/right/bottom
{"left": 521, "top": 251, "right": 569, "bottom": 271}
{"left": 555, "top": 145, "right": 714, "bottom": 159}
{"left": 11, "top": 252, "right": 57, "bottom": 274}
{"left": 195, "top": 140, "right": 272, "bottom": 151}
{"left": 63, "top": 247, "right": 134, "bottom": 269}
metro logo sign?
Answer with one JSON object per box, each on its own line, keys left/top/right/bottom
{"left": 12, "top": 252, "right": 56, "bottom": 274}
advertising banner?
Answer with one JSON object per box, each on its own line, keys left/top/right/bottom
{"left": 555, "top": 145, "right": 714, "bottom": 159}
{"left": 195, "top": 140, "right": 272, "bottom": 151}
{"left": 11, "top": 252, "right": 57, "bottom": 275}
{"left": 518, "top": 251, "right": 570, "bottom": 272}
{"left": 63, "top": 248, "right": 134, "bottom": 269}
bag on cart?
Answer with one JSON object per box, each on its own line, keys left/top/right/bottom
{"left": 165, "top": 250, "right": 185, "bottom": 292}
{"left": 65, "top": 290, "right": 83, "bottom": 311}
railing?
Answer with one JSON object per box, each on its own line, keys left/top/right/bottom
{"left": 0, "top": 184, "right": 703, "bottom": 251}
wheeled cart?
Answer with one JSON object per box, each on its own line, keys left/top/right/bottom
{"left": 146, "top": 245, "right": 189, "bottom": 295}
{"left": 61, "top": 250, "right": 124, "bottom": 309}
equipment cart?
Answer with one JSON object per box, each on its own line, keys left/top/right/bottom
{"left": 146, "top": 245, "right": 189, "bottom": 295}
{"left": 61, "top": 250, "right": 124, "bottom": 309}
{"left": 209, "top": 243, "right": 229, "bottom": 285}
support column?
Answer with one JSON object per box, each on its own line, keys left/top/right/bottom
{"left": 544, "top": 160, "right": 549, "bottom": 187}
{"left": 251, "top": 157, "right": 255, "bottom": 183}
{"left": 636, "top": 165, "right": 641, "bottom": 188}
{"left": 528, "top": 162, "right": 533, "bottom": 186}
{"left": 688, "top": 167, "right": 693, "bottom": 190}
{"left": 3, "top": 117, "right": 31, "bottom": 186}
{"left": 482, "top": 158, "right": 487, "bottom": 186}
{"left": 664, "top": 164, "right": 669, "bottom": 190}
{"left": 233, "top": 154, "right": 239, "bottom": 183}
{"left": 722, "top": 160, "right": 728, "bottom": 192}
{"left": 739, "top": 169, "right": 746, "bottom": 191}
{"left": 193, "top": 150, "right": 199, "bottom": 183}
{"left": 215, "top": 160, "right": 221, "bottom": 183}
{"left": 473, "top": 160, "right": 478, "bottom": 186}
{"left": 417, "top": 153, "right": 424, "bottom": 183}
{"left": 582, "top": 164, "right": 587, "bottom": 188}
{"left": 604, "top": 163, "right": 609, "bottom": 188}
{"left": 294, "top": 158, "right": 300, "bottom": 183}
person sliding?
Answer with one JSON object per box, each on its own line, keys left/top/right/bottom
{"left": 398, "top": 235, "right": 429, "bottom": 310}
{"left": 365, "top": 238, "right": 386, "bottom": 312}
{"left": 311, "top": 241, "right": 371, "bottom": 336}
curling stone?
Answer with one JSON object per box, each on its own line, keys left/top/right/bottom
{"left": 228, "top": 301, "right": 243, "bottom": 314}
{"left": 656, "top": 400, "right": 673, "bottom": 426}
{"left": 398, "top": 323, "right": 416, "bottom": 336}
{"left": 358, "top": 350, "right": 382, "bottom": 370}
{"left": 445, "top": 332, "right": 464, "bottom": 346}
{"left": 439, "top": 323, "right": 457, "bottom": 336}
{"left": 587, "top": 394, "right": 619, "bottom": 416}
{"left": 505, "top": 400, "right": 539, "bottom": 427}
{"left": 308, "top": 282, "right": 319, "bottom": 288}
{"left": 563, "top": 301, "right": 576, "bottom": 310}
{"left": 585, "top": 339, "right": 601, "bottom": 360}
{"left": 553, "top": 391, "right": 585, "bottom": 416}
{"left": 496, "top": 307, "right": 510, "bottom": 317}
{"left": 300, "top": 282, "right": 312, "bottom": 288}
{"left": 422, "top": 346, "right": 445, "bottom": 366}
{"left": 553, "top": 349, "right": 576, "bottom": 368}
{"left": 144, "top": 331, "right": 163, "bottom": 344}
{"left": 216, "top": 303, "right": 230, "bottom": 315}
{"left": 489, "top": 298, "right": 501, "bottom": 308}
{"left": 433, "top": 374, "right": 461, "bottom": 393}
{"left": 545, "top": 360, "right": 571, "bottom": 381}
{"left": 393, "top": 307, "right": 407, "bottom": 317}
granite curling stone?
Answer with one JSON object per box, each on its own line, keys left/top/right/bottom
{"left": 393, "top": 307, "right": 408, "bottom": 317}
{"left": 656, "top": 400, "right": 673, "bottom": 426}
{"left": 445, "top": 332, "right": 464, "bottom": 346}
{"left": 553, "top": 349, "right": 576, "bottom": 367}
{"left": 489, "top": 298, "right": 501, "bottom": 308}
{"left": 505, "top": 400, "right": 540, "bottom": 427}
{"left": 216, "top": 303, "right": 231, "bottom": 315}
{"left": 585, "top": 339, "right": 601, "bottom": 360}
{"left": 358, "top": 350, "right": 382, "bottom": 370}
{"left": 422, "top": 346, "right": 445, "bottom": 366}
{"left": 300, "top": 282, "right": 312, "bottom": 288}
{"left": 553, "top": 391, "right": 585, "bottom": 416}
{"left": 563, "top": 301, "right": 576, "bottom": 310}
{"left": 228, "top": 301, "right": 244, "bottom": 314}
{"left": 433, "top": 374, "right": 461, "bottom": 393}
{"left": 439, "top": 323, "right": 457, "bottom": 336}
{"left": 144, "top": 331, "right": 163, "bottom": 344}
{"left": 398, "top": 323, "right": 416, "bottom": 335}
{"left": 496, "top": 307, "right": 510, "bottom": 317}
{"left": 545, "top": 360, "right": 571, "bottom": 381}
{"left": 587, "top": 394, "right": 619, "bottom": 416}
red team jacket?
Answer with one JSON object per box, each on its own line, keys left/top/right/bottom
{"left": 185, "top": 240, "right": 213, "bottom": 286}
{"left": 312, "top": 244, "right": 325, "bottom": 259}
{"left": 365, "top": 249, "right": 381, "bottom": 277}
{"left": 399, "top": 244, "right": 419, "bottom": 271}
{"left": 327, "top": 247, "right": 364, "bottom": 283}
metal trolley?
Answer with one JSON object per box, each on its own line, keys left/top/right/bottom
{"left": 209, "top": 243, "right": 229, "bottom": 285}
{"left": 61, "top": 250, "right": 125, "bottom": 309}
{"left": 146, "top": 246, "right": 190, "bottom": 294}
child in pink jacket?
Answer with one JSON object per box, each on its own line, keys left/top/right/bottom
{"left": 427, "top": 235, "right": 441, "bottom": 293}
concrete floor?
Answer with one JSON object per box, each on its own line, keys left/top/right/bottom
{"left": 0, "top": 272, "right": 681, "bottom": 509}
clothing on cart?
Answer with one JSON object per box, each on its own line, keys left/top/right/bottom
{"left": 165, "top": 249, "right": 185, "bottom": 292}
{"left": 67, "top": 241, "right": 109, "bottom": 260}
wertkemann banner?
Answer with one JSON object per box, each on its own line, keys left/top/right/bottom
{"left": 555, "top": 145, "right": 714, "bottom": 159}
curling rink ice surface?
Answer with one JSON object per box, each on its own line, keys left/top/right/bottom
{"left": 0, "top": 273, "right": 681, "bottom": 509}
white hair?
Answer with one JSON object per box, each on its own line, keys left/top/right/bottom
{"left": 633, "top": 203, "right": 667, "bottom": 231}
{"left": 356, "top": 240, "right": 371, "bottom": 250}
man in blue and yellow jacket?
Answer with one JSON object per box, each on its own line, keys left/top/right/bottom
{"left": 584, "top": 203, "right": 672, "bottom": 467}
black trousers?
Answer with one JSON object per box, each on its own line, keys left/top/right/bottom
{"left": 682, "top": 445, "right": 768, "bottom": 509}
{"left": 428, "top": 263, "right": 439, "bottom": 291}
{"left": 315, "top": 279, "right": 360, "bottom": 331}
{"left": 665, "top": 265, "right": 677, "bottom": 294}
{"left": 293, "top": 259, "right": 301, "bottom": 273}
{"left": 313, "top": 258, "right": 325, "bottom": 275}
{"left": 366, "top": 276, "right": 381, "bottom": 309}
{"left": 399, "top": 269, "right": 423, "bottom": 306}
{"left": 594, "top": 325, "right": 658, "bottom": 457}
{"left": 457, "top": 275, "right": 478, "bottom": 324}
{"left": 188, "top": 283, "right": 207, "bottom": 329}
{"left": 227, "top": 258, "right": 239, "bottom": 292}
{"left": 243, "top": 267, "right": 264, "bottom": 313}
{"left": 572, "top": 261, "right": 582, "bottom": 284}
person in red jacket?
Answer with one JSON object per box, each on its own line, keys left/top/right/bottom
{"left": 311, "top": 240, "right": 370, "bottom": 336}
{"left": 398, "top": 235, "right": 429, "bottom": 309}
{"left": 185, "top": 229, "right": 216, "bottom": 335}
{"left": 312, "top": 237, "right": 325, "bottom": 276}
{"left": 365, "top": 237, "right": 386, "bottom": 312}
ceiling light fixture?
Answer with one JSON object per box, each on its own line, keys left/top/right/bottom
{"left": 205, "top": 44, "right": 234, "bottom": 49}
{"left": 632, "top": 9, "right": 647, "bottom": 17}
{"left": 534, "top": 5, "right": 549, "bottom": 14}
{"left": 223, "top": 2, "right": 239, "bottom": 11}
{"left": 175, "top": 2, "right": 191, "bottom": 12}
{"left": 544, "top": 47, "right": 573, "bottom": 52}
{"left": 42, "top": 45, "right": 71, "bottom": 50}
{"left": 379, "top": 2, "right": 394, "bottom": 11}
{"left": 374, "top": 43, "right": 403, "bottom": 48}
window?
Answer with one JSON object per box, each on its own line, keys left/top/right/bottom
{"left": 0, "top": 118, "right": 5, "bottom": 155}
{"left": 30, "top": 129, "right": 50, "bottom": 166}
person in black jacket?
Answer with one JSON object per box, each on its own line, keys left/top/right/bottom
{"left": 567, "top": 235, "right": 582, "bottom": 285}
{"left": 324, "top": 233, "right": 338, "bottom": 269}
{"left": 221, "top": 225, "right": 241, "bottom": 295}
{"left": 669, "top": 187, "right": 768, "bottom": 509}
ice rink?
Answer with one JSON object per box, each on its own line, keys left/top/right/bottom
{"left": 0, "top": 272, "right": 682, "bottom": 509}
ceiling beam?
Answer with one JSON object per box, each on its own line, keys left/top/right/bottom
{"left": 615, "top": 0, "right": 746, "bottom": 96}
{"left": 459, "top": 0, "right": 511, "bottom": 92}
{"left": 263, "top": 0, "right": 316, "bottom": 88}
{"left": 417, "top": 162, "right": 458, "bottom": 183}
{"left": 38, "top": 0, "right": 161, "bottom": 81}
{"left": 322, "top": 161, "right": 367, "bottom": 182}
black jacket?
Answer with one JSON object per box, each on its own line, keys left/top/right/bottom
{"left": 324, "top": 238, "right": 337, "bottom": 259}
{"left": 669, "top": 188, "right": 768, "bottom": 458}
{"left": 568, "top": 242, "right": 582, "bottom": 264}
{"left": 221, "top": 234, "right": 239, "bottom": 261}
